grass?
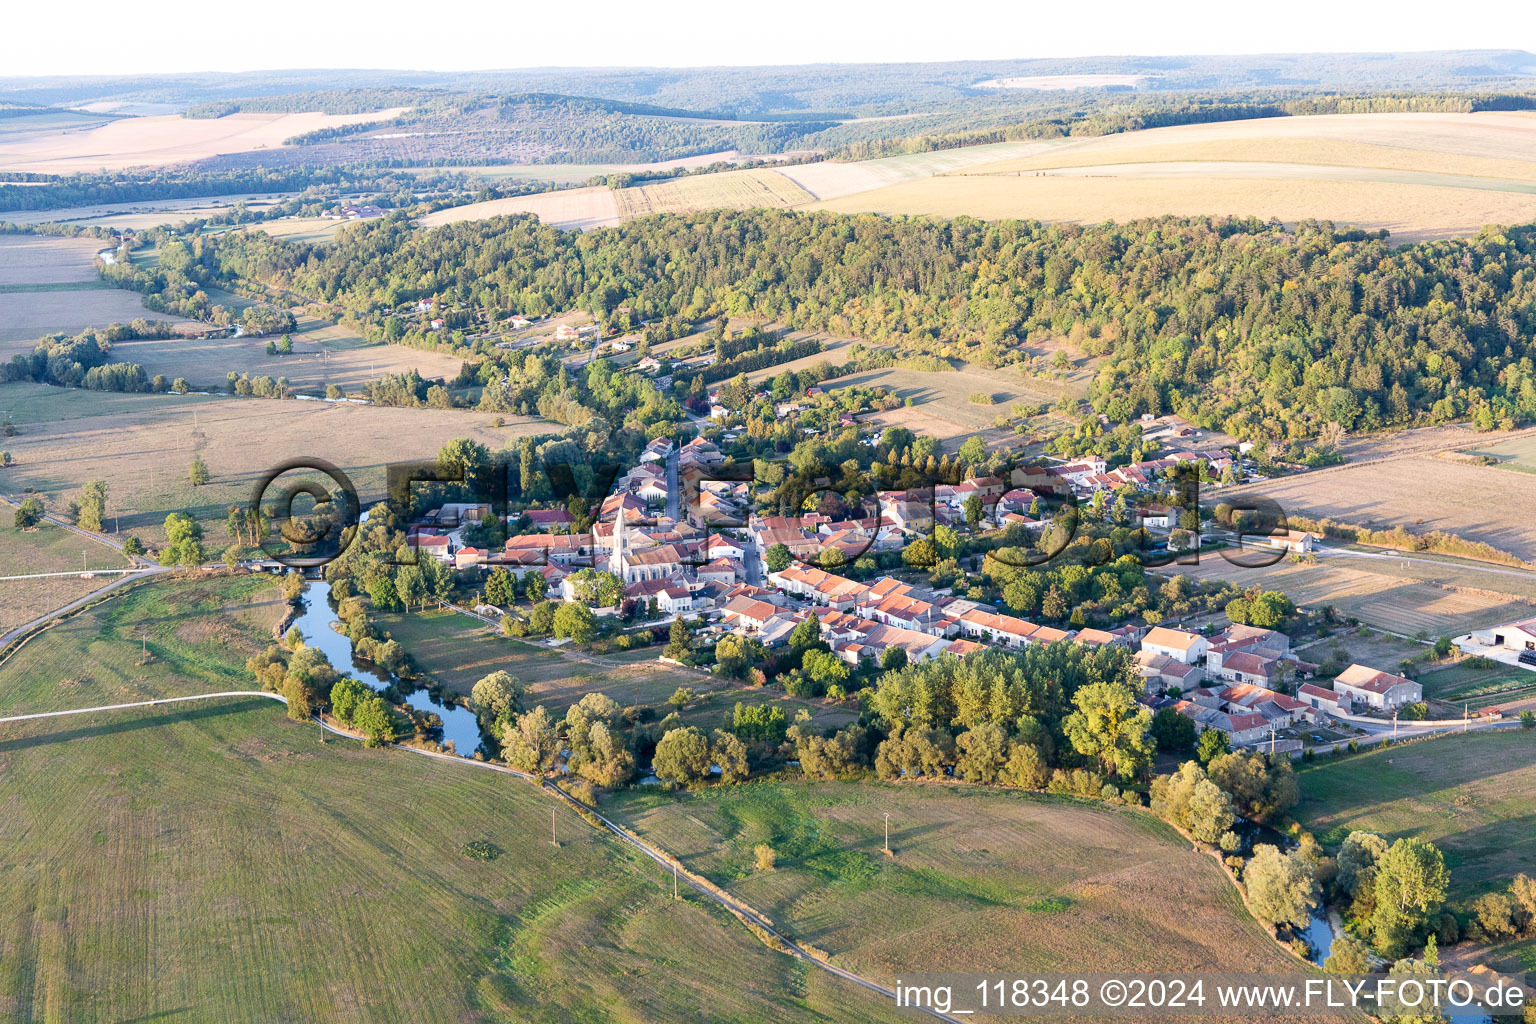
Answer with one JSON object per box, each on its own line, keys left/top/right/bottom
{"left": 1168, "top": 556, "right": 1536, "bottom": 637}
{"left": 0, "top": 574, "right": 287, "bottom": 712}
{"left": 0, "top": 108, "right": 406, "bottom": 174}
{"left": 0, "top": 519, "right": 133, "bottom": 633}
{"left": 1462, "top": 434, "right": 1536, "bottom": 475}
{"left": 0, "top": 572, "right": 897, "bottom": 1022}
{"left": 1295, "top": 729, "right": 1536, "bottom": 955}
{"left": 0, "top": 708, "right": 879, "bottom": 1023}
{"left": 818, "top": 362, "right": 1079, "bottom": 435}
{"left": 603, "top": 779, "right": 1300, "bottom": 980}
{"left": 0, "top": 381, "right": 548, "bottom": 547}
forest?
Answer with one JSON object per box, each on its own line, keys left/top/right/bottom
{"left": 180, "top": 207, "right": 1536, "bottom": 443}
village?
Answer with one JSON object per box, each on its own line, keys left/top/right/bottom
{"left": 397, "top": 412, "right": 1446, "bottom": 758}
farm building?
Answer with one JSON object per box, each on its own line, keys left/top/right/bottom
{"left": 1467, "top": 616, "right": 1536, "bottom": 653}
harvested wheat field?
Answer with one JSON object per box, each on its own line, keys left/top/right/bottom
{"left": 0, "top": 234, "right": 197, "bottom": 347}
{"left": 0, "top": 289, "right": 196, "bottom": 349}
{"left": 809, "top": 113, "right": 1536, "bottom": 242}
{"left": 614, "top": 169, "right": 814, "bottom": 217}
{"left": 0, "top": 382, "right": 552, "bottom": 548}
{"left": 418, "top": 185, "right": 621, "bottom": 231}
{"left": 0, "top": 234, "right": 108, "bottom": 285}
{"left": 1167, "top": 555, "right": 1536, "bottom": 636}
{"left": 1226, "top": 451, "right": 1536, "bottom": 561}
{"left": 0, "top": 109, "right": 407, "bottom": 173}
{"left": 963, "top": 112, "right": 1536, "bottom": 178}
{"left": 778, "top": 140, "right": 1066, "bottom": 200}
{"left": 809, "top": 174, "right": 1536, "bottom": 244}
{"left": 606, "top": 781, "right": 1301, "bottom": 986}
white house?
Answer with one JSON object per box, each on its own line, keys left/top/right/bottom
{"left": 1266, "top": 530, "right": 1317, "bottom": 555}
{"left": 1333, "top": 664, "right": 1423, "bottom": 710}
{"left": 1140, "top": 626, "right": 1209, "bottom": 665}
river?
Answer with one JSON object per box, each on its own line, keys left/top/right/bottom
{"left": 288, "top": 581, "right": 486, "bottom": 756}
{"left": 1235, "top": 823, "right": 1492, "bottom": 1023}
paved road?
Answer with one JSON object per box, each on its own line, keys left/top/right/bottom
{"left": 0, "top": 688, "right": 961, "bottom": 1022}
{"left": 0, "top": 565, "right": 174, "bottom": 651}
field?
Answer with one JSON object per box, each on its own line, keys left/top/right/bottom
{"left": 0, "top": 235, "right": 196, "bottom": 347}
{"left": 0, "top": 108, "right": 408, "bottom": 173}
{"left": 0, "top": 577, "right": 884, "bottom": 1023}
{"left": 419, "top": 186, "right": 621, "bottom": 231}
{"left": 614, "top": 169, "right": 815, "bottom": 218}
{"left": 817, "top": 362, "right": 1080, "bottom": 437}
{"left": 1461, "top": 432, "right": 1536, "bottom": 474}
{"left": 372, "top": 609, "right": 857, "bottom": 730}
{"left": 808, "top": 113, "right": 1536, "bottom": 243}
{"left": 3, "top": 193, "right": 300, "bottom": 230}
{"left": 106, "top": 312, "right": 466, "bottom": 391}
{"left": 0, "top": 382, "right": 550, "bottom": 547}
{"left": 1225, "top": 451, "right": 1536, "bottom": 563}
{"left": 777, "top": 140, "right": 1066, "bottom": 200}
{"left": 0, "top": 575, "right": 286, "bottom": 712}
{"left": 1296, "top": 730, "right": 1536, "bottom": 967}
{"left": 605, "top": 780, "right": 1300, "bottom": 981}
{"left": 1414, "top": 661, "right": 1536, "bottom": 710}
{"left": 1164, "top": 556, "right": 1536, "bottom": 637}
{"left": 0, "top": 520, "right": 134, "bottom": 634}
{"left": 420, "top": 141, "right": 1069, "bottom": 230}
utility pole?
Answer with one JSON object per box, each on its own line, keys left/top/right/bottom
{"left": 551, "top": 807, "right": 558, "bottom": 848}
{"left": 673, "top": 861, "right": 679, "bottom": 900}
{"left": 1464, "top": 702, "right": 1469, "bottom": 732}
{"left": 1392, "top": 711, "right": 1398, "bottom": 741}
{"left": 883, "top": 812, "right": 892, "bottom": 857}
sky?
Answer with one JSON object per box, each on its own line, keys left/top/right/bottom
{"left": 7, "top": 0, "right": 1535, "bottom": 78}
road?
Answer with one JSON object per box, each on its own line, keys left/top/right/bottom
{"left": 0, "top": 688, "right": 962, "bottom": 1023}
{"left": 0, "top": 565, "right": 175, "bottom": 651}
{"left": 665, "top": 445, "right": 680, "bottom": 523}
{"left": 0, "top": 492, "right": 139, "bottom": 558}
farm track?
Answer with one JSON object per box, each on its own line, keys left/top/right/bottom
{"left": 0, "top": 688, "right": 962, "bottom": 1022}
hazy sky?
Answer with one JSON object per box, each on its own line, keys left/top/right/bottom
{"left": 9, "top": 0, "right": 1535, "bottom": 78}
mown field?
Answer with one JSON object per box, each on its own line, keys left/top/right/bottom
{"left": 373, "top": 609, "right": 856, "bottom": 730}
{"left": 605, "top": 780, "right": 1300, "bottom": 982}
{"left": 1295, "top": 730, "right": 1536, "bottom": 968}
{"left": 614, "top": 169, "right": 814, "bottom": 218}
{"left": 809, "top": 112, "right": 1536, "bottom": 243}
{"left": 818, "top": 362, "right": 1081, "bottom": 437}
{"left": 1166, "top": 556, "right": 1536, "bottom": 637}
{"left": 0, "top": 382, "right": 547, "bottom": 548}
{"left": 419, "top": 186, "right": 621, "bottom": 231}
{"left": 0, "top": 633, "right": 881, "bottom": 1024}
{"left": 106, "top": 312, "right": 465, "bottom": 392}
{"left": 0, "top": 235, "right": 195, "bottom": 347}
{"left": 0, "top": 519, "right": 133, "bottom": 634}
